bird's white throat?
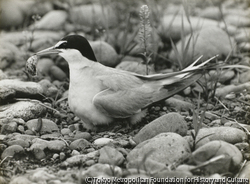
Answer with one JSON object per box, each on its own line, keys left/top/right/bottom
{"left": 59, "top": 49, "right": 94, "bottom": 69}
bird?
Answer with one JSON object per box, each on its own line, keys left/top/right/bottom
{"left": 33, "top": 35, "right": 214, "bottom": 130}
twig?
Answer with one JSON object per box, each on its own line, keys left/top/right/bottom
{"left": 235, "top": 159, "right": 247, "bottom": 178}
{"left": 215, "top": 96, "right": 229, "bottom": 111}
{"left": 0, "top": 156, "right": 13, "bottom": 166}
{"left": 190, "top": 155, "right": 226, "bottom": 171}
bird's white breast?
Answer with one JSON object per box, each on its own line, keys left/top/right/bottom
{"left": 67, "top": 62, "right": 113, "bottom": 125}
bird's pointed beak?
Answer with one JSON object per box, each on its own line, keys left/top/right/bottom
{"left": 36, "top": 46, "right": 61, "bottom": 56}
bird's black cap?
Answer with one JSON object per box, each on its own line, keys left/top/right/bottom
{"left": 56, "top": 35, "right": 97, "bottom": 61}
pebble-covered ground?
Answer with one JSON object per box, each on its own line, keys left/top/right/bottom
{"left": 0, "top": 0, "right": 250, "bottom": 183}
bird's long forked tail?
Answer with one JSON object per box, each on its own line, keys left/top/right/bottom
{"left": 142, "top": 55, "right": 219, "bottom": 107}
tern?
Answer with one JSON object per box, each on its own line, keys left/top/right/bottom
{"left": 32, "top": 35, "right": 214, "bottom": 130}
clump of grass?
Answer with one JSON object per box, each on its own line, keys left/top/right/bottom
{"left": 191, "top": 93, "right": 214, "bottom": 151}
{"left": 138, "top": 4, "right": 152, "bottom": 75}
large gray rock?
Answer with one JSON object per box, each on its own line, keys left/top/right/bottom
{"left": 69, "top": 4, "right": 118, "bottom": 28}
{"left": 29, "top": 10, "right": 68, "bottom": 30}
{"left": 89, "top": 41, "right": 118, "bottom": 67}
{"left": 189, "top": 140, "right": 243, "bottom": 174}
{"left": 169, "top": 26, "right": 235, "bottom": 67}
{"left": 0, "top": 101, "right": 46, "bottom": 121}
{"left": 134, "top": 112, "right": 188, "bottom": 144}
{"left": 98, "top": 146, "right": 125, "bottom": 166}
{"left": 193, "top": 127, "right": 247, "bottom": 148}
{"left": 159, "top": 15, "right": 218, "bottom": 41}
{"left": 127, "top": 133, "right": 191, "bottom": 165}
{"left": 26, "top": 119, "right": 59, "bottom": 135}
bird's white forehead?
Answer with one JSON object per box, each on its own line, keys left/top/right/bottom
{"left": 54, "top": 40, "right": 67, "bottom": 48}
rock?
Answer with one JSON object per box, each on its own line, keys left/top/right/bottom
{"left": 0, "top": 31, "right": 63, "bottom": 47}
{"left": 10, "top": 176, "right": 32, "bottom": 184}
{"left": 134, "top": 113, "right": 188, "bottom": 144}
{"left": 0, "top": 42, "right": 23, "bottom": 69}
{"left": 193, "top": 127, "right": 247, "bottom": 148}
{"left": 169, "top": 26, "right": 235, "bottom": 67}
{"left": 238, "top": 161, "right": 250, "bottom": 180}
{"left": 198, "top": 6, "right": 222, "bottom": 20}
{"left": 0, "top": 0, "right": 34, "bottom": 29}
{"left": 69, "top": 139, "right": 91, "bottom": 151}
{"left": 1, "top": 122, "right": 17, "bottom": 134}
{"left": 0, "top": 176, "right": 8, "bottom": 184}
{"left": 26, "top": 119, "right": 59, "bottom": 135}
{"left": 98, "top": 146, "right": 125, "bottom": 166}
{"left": 85, "top": 159, "right": 96, "bottom": 166}
{"left": 60, "top": 152, "right": 66, "bottom": 160}
{"left": 7, "top": 139, "right": 30, "bottom": 148}
{"left": 89, "top": 41, "right": 118, "bottom": 67}
{"left": 240, "top": 71, "right": 250, "bottom": 84}
{"left": 17, "top": 125, "right": 25, "bottom": 133}
{"left": 239, "top": 42, "right": 250, "bottom": 52}
{"left": 36, "top": 58, "right": 54, "bottom": 76}
{"left": 0, "top": 79, "right": 44, "bottom": 102}
{"left": 71, "top": 150, "right": 80, "bottom": 156}
{"left": 38, "top": 79, "right": 60, "bottom": 98}
{"left": 224, "top": 14, "right": 250, "bottom": 27}
{"left": 33, "top": 147, "right": 46, "bottom": 160}
{"left": 215, "top": 82, "right": 250, "bottom": 98}
{"left": 188, "top": 140, "right": 243, "bottom": 174}
{"left": 80, "top": 163, "right": 122, "bottom": 178}
{"left": 235, "top": 143, "right": 250, "bottom": 153}
{"left": 1, "top": 145, "right": 24, "bottom": 160}
{"left": 93, "top": 138, "right": 114, "bottom": 147}
{"left": 11, "top": 134, "right": 37, "bottom": 143}
{"left": 30, "top": 10, "right": 68, "bottom": 30}
{"left": 74, "top": 131, "right": 91, "bottom": 140}
{"left": 0, "top": 101, "right": 46, "bottom": 121}
{"left": 30, "top": 138, "right": 48, "bottom": 150}
{"left": 49, "top": 65, "right": 67, "bottom": 81}
{"left": 47, "top": 140, "right": 67, "bottom": 151}
{"left": 31, "top": 138, "right": 66, "bottom": 152}
{"left": 69, "top": 4, "right": 117, "bottom": 28}
{"left": 127, "top": 157, "right": 167, "bottom": 173}
{"left": 165, "top": 97, "right": 194, "bottom": 111}
{"left": 61, "top": 128, "right": 72, "bottom": 135}
{"left": 159, "top": 15, "right": 218, "bottom": 41}
{"left": 62, "top": 151, "right": 99, "bottom": 166}
{"left": 127, "top": 133, "right": 191, "bottom": 165}
{"left": 116, "top": 61, "right": 155, "bottom": 75}
{"left": 235, "top": 29, "right": 250, "bottom": 43}
{"left": 29, "top": 168, "right": 56, "bottom": 183}
{"left": 25, "top": 31, "right": 65, "bottom": 51}
{"left": 206, "top": 70, "right": 235, "bottom": 84}
{"left": 40, "top": 132, "right": 60, "bottom": 139}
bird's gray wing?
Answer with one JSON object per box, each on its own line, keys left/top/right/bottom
{"left": 92, "top": 63, "right": 201, "bottom": 118}
{"left": 93, "top": 86, "right": 154, "bottom": 118}
{"left": 91, "top": 65, "right": 155, "bottom": 118}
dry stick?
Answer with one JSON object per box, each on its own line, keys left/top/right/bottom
{"left": 235, "top": 159, "right": 247, "bottom": 178}
{"left": 189, "top": 155, "right": 226, "bottom": 172}
{"left": 0, "top": 156, "right": 13, "bottom": 166}
{"left": 214, "top": 96, "right": 229, "bottom": 111}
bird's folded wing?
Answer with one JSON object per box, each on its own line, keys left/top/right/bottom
{"left": 93, "top": 87, "right": 154, "bottom": 118}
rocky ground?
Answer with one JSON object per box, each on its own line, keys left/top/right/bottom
{"left": 0, "top": 0, "right": 250, "bottom": 183}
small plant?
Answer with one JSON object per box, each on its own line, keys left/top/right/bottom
{"left": 191, "top": 93, "right": 213, "bottom": 151}
{"left": 138, "top": 4, "right": 153, "bottom": 75}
